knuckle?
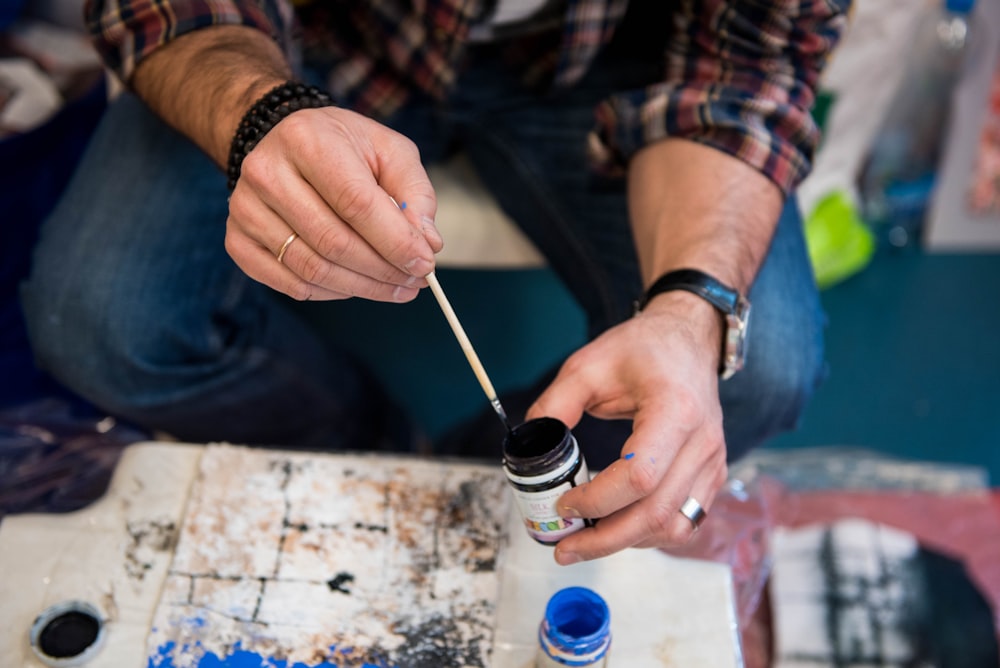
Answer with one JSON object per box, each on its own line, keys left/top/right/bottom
{"left": 645, "top": 502, "right": 678, "bottom": 536}
{"left": 666, "top": 522, "right": 694, "bottom": 545}
{"left": 299, "top": 252, "right": 332, "bottom": 286}
{"left": 646, "top": 491, "right": 692, "bottom": 544}
{"left": 625, "top": 458, "right": 659, "bottom": 497}
{"left": 392, "top": 133, "right": 421, "bottom": 159}
{"left": 223, "top": 232, "right": 239, "bottom": 259}
{"left": 334, "top": 180, "right": 377, "bottom": 225}
{"left": 278, "top": 110, "right": 312, "bottom": 140}
{"left": 286, "top": 279, "right": 313, "bottom": 302}
{"left": 559, "top": 352, "right": 592, "bottom": 382}
{"left": 227, "top": 194, "right": 251, "bottom": 224}
{"left": 653, "top": 507, "right": 692, "bottom": 544}
{"left": 239, "top": 149, "right": 271, "bottom": 189}
{"left": 314, "top": 226, "right": 352, "bottom": 263}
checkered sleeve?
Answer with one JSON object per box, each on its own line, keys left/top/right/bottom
{"left": 85, "top": 0, "right": 285, "bottom": 84}
{"left": 589, "top": 0, "right": 852, "bottom": 195}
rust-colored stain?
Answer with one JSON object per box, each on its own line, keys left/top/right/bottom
{"left": 146, "top": 445, "right": 509, "bottom": 667}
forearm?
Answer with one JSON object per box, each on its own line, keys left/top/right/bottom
{"left": 627, "top": 138, "right": 783, "bottom": 296}
{"left": 132, "top": 25, "right": 291, "bottom": 167}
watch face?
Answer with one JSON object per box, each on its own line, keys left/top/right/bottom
{"left": 721, "top": 296, "right": 751, "bottom": 380}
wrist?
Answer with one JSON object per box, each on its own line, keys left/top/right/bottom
{"left": 131, "top": 25, "right": 294, "bottom": 166}
{"left": 226, "top": 81, "right": 336, "bottom": 190}
{"left": 635, "top": 268, "right": 751, "bottom": 380}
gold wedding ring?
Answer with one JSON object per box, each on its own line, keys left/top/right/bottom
{"left": 276, "top": 233, "right": 298, "bottom": 265}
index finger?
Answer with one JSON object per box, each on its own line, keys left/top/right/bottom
{"left": 556, "top": 412, "right": 684, "bottom": 521}
{"left": 297, "top": 122, "right": 437, "bottom": 278}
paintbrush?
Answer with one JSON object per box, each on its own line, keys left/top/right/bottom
{"left": 424, "top": 271, "right": 514, "bottom": 433}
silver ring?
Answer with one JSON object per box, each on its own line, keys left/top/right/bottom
{"left": 679, "top": 496, "right": 707, "bottom": 530}
{"left": 276, "top": 233, "right": 298, "bottom": 264}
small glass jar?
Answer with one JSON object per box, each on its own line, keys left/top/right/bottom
{"left": 502, "top": 417, "right": 591, "bottom": 545}
{"left": 537, "top": 587, "right": 611, "bottom": 667}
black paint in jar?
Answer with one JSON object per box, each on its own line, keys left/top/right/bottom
{"left": 502, "top": 417, "right": 592, "bottom": 545}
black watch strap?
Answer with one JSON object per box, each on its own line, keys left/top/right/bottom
{"left": 636, "top": 269, "right": 740, "bottom": 314}
{"left": 635, "top": 268, "right": 751, "bottom": 380}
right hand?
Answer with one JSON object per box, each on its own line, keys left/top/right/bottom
{"left": 225, "top": 105, "right": 443, "bottom": 302}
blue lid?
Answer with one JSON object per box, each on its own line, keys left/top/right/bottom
{"left": 945, "top": 0, "right": 975, "bottom": 14}
{"left": 540, "top": 587, "right": 611, "bottom": 663}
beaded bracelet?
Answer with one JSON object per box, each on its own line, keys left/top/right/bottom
{"left": 226, "top": 81, "right": 335, "bottom": 190}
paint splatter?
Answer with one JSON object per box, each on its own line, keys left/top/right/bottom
{"left": 148, "top": 641, "right": 355, "bottom": 667}
{"left": 623, "top": 453, "right": 635, "bottom": 460}
{"left": 145, "top": 446, "right": 506, "bottom": 668}
{"left": 399, "top": 202, "right": 407, "bottom": 210}
{"left": 327, "top": 572, "right": 354, "bottom": 594}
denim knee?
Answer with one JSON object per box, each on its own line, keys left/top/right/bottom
{"left": 21, "top": 254, "right": 160, "bottom": 414}
{"left": 722, "top": 309, "right": 827, "bottom": 462}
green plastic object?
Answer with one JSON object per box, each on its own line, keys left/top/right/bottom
{"left": 804, "top": 190, "right": 875, "bottom": 289}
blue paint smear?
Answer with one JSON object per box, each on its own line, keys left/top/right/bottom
{"left": 148, "top": 641, "right": 389, "bottom": 668}
{"left": 399, "top": 201, "right": 407, "bottom": 209}
{"left": 623, "top": 452, "right": 635, "bottom": 460}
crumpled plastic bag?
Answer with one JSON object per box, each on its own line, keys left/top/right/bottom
{"left": 0, "top": 397, "right": 147, "bottom": 519}
{"left": 663, "top": 447, "right": 1000, "bottom": 667}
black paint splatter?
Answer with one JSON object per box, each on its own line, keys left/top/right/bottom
{"left": 354, "top": 522, "right": 388, "bottom": 533}
{"left": 389, "top": 614, "right": 489, "bottom": 667}
{"left": 327, "top": 572, "right": 355, "bottom": 594}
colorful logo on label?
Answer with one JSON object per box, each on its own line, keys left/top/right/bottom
{"left": 524, "top": 517, "right": 574, "bottom": 532}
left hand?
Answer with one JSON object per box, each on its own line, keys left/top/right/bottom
{"left": 526, "top": 290, "right": 730, "bottom": 565}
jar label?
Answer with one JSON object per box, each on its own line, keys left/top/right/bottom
{"left": 510, "top": 464, "right": 589, "bottom": 543}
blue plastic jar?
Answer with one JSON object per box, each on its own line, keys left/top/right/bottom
{"left": 537, "top": 587, "right": 611, "bottom": 667}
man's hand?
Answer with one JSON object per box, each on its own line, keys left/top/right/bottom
{"left": 529, "top": 138, "right": 781, "bottom": 565}
{"left": 226, "top": 106, "right": 442, "bottom": 302}
{"left": 527, "top": 289, "right": 729, "bottom": 565}
{"left": 130, "top": 25, "right": 442, "bottom": 302}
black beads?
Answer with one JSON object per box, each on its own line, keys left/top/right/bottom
{"left": 226, "top": 81, "right": 335, "bottom": 191}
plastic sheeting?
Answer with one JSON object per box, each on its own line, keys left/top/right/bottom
{"left": 668, "top": 448, "right": 1000, "bottom": 667}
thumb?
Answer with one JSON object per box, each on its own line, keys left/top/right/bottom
{"left": 525, "top": 365, "right": 591, "bottom": 430}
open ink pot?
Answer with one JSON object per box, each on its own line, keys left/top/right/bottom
{"left": 537, "top": 586, "right": 612, "bottom": 667}
{"left": 502, "top": 417, "right": 592, "bottom": 545}
{"left": 29, "top": 600, "right": 107, "bottom": 667}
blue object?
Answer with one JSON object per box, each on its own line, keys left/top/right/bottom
{"left": 857, "top": 0, "right": 976, "bottom": 249}
{"left": 538, "top": 587, "right": 611, "bottom": 666}
{"left": 945, "top": 0, "right": 975, "bottom": 15}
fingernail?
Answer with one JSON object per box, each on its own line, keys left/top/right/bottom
{"left": 422, "top": 223, "right": 442, "bottom": 246}
{"left": 404, "top": 257, "right": 434, "bottom": 277}
{"left": 405, "top": 274, "right": 418, "bottom": 287}
{"left": 559, "top": 506, "right": 581, "bottom": 519}
{"left": 556, "top": 550, "right": 581, "bottom": 566}
{"left": 392, "top": 285, "right": 418, "bottom": 302}
{"left": 421, "top": 215, "right": 437, "bottom": 231}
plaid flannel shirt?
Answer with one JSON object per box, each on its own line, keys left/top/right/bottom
{"left": 85, "top": 0, "right": 851, "bottom": 194}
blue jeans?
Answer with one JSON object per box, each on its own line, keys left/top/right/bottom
{"left": 22, "top": 36, "right": 825, "bottom": 457}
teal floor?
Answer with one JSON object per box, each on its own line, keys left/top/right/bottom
{"left": 311, "top": 251, "right": 1000, "bottom": 485}
{"left": 304, "top": 269, "right": 587, "bottom": 441}
{"left": 768, "top": 250, "right": 1000, "bottom": 483}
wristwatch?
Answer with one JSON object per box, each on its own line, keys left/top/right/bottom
{"left": 635, "top": 268, "right": 751, "bottom": 380}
